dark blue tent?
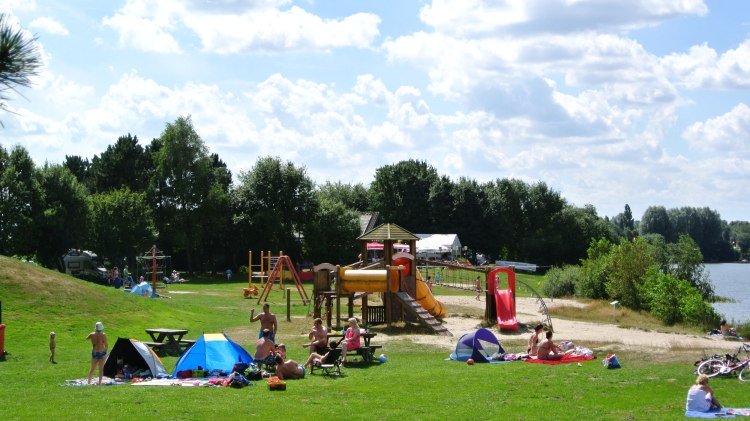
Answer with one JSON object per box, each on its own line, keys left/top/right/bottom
{"left": 172, "top": 333, "right": 253, "bottom": 375}
{"left": 449, "top": 328, "right": 503, "bottom": 363}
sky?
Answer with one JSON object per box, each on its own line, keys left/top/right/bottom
{"left": 1, "top": 0, "right": 749, "bottom": 222}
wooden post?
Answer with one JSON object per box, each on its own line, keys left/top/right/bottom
{"left": 347, "top": 294, "right": 354, "bottom": 319}
{"left": 286, "top": 288, "right": 291, "bottom": 322}
{"left": 279, "top": 250, "right": 284, "bottom": 290}
{"left": 385, "top": 265, "right": 392, "bottom": 328}
{"left": 336, "top": 265, "right": 341, "bottom": 329}
{"left": 248, "top": 250, "right": 252, "bottom": 287}
{"left": 362, "top": 293, "right": 368, "bottom": 328}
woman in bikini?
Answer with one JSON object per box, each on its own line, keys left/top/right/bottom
{"left": 86, "top": 322, "right": 108, "bottom": 385}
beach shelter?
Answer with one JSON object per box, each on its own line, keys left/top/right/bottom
{"left": 129, "top": 281, "right": 153, "bottom": 297}
{"left": 449, "top": 328, "right": 504, "bottom": 363}
{"left": 172, "top": 333, "right": 253, "bottom": 375}
{"left": 103, "top": 338, "right": 167, "bottom": 377}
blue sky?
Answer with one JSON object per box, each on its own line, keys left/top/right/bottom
{"left": 1, "top": 0, "right": 749, "bottom": 221}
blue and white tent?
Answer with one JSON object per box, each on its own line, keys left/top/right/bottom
{"left": 173, "top": 333, "right": 253, "bottom": 375}
{"left": 449, "top": 328, "right": 504, "bottom": 363}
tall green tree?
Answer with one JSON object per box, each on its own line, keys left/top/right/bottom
{"left": 195, "top": 153, "right": 233, "bottom": 271}
{"left": 640, "top": 206, "right": 672, "bottom": 240}
{"left": 729, "top": 221, "right": 750, "bottom": 258}
{"left": 150, "top": 116, "right": 214, "bottom": 272}
{"left": 370, "top": 160, "right": 438, "bottom": 233}
{"left": 63, "top": 155, "right": 92, "bottom": 190}
{"left": 0, "top": 14, "right": 42, "bottom": 121}
{"left": 35, "top": 164, "right": 90, "bottom": 267}
{"left": 89, "top": 134, "right": 149, "bottom": 193}
{"left": 605, "top": 236, "right": 657, "bottom": 310}
{"left": 483, "top": 178, "right": 529, "bottom": 261}
{"left": 88, "top": 188, "right": 155, "bottom": 263}
{"left": 303, "top": 197, "right": 360, "bottom": 263}
{"left": 233, "top": 157, "right": 316, "bottom": 259}
{"left": 0, "top": 145, "right": 40, "bottom": 256}
{"left": 316, "top": 181, "right": 370, "bottom": 212}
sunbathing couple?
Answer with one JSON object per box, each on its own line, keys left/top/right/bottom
{"left": 527, "top": 324, "right": 564, "bottom": 361}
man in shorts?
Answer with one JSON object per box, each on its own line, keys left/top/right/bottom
{"left": 86, "top": 322, "right": 108, "bottom": 384}
{"left": 250, "top": 303, "right": 278, "bottom": 342}
{"left": 304, "top": 318, "right": 328, "bottom": 354}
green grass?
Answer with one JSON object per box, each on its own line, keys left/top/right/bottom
{"left": 1, "top": 256, "right": 748, "bottom": 420}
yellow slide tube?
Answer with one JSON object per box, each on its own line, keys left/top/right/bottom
{"left": 414, "top": 270, "right": 447, "bottom": 319}
{"left": 338, "top": 267, "right": 399, "bottom": 294}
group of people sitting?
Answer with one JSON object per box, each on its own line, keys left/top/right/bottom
{"left": 526, "top": 324, "right": 567, "bottom": 360}
{"left": 251, "top": 305, "right": 363, "bottom": 380}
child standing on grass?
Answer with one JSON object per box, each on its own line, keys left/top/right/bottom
{"left": 475, "top": 276, "right": 482, "bottom": 301}
{"left": 49, "top": 332, "right": 56, "bottom": 363}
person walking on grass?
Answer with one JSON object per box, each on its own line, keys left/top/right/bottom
{"left": 86, "top": 322, "right": 108, "bottom": 385}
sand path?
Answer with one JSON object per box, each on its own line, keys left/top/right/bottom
{"left": 380, "top": 296, "right": 744, "bottom": 353}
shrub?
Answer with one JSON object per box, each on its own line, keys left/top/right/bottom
{"left": 642, "top": 268, "right": 720, "bottom": 327}
{"left": 577, "top": 255, "right": 609, "bottom": 299}
{"left": 542, "top": 265, "right": 580, "bottom": 298}
{"left": 605, "top": 237, "right": 656, "bottom": 310}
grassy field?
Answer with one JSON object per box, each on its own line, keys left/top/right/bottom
{"left": 1, "top": 256, "right": 747, "bottom": 420}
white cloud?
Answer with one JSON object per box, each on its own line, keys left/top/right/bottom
{"left": 682, "top": 103, "right": 750, "bottom": 152}
{"left": 102, "top": 0, "right": 381, "bottom": 54}
{"left": 29, "top": 16, "right": 68, "bottom": 36}
{"left": 662, "top": 40, "right": 750, "bottom": 89}
{"left": 0, "top": 0, "right": 37, "bottom": 13}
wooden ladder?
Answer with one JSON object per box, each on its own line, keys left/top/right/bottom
{"left": 394, "top": 292, "right": 452, "bottom": 336}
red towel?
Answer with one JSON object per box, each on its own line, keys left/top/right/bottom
{"left": 524, "top": 354, "right": 596, "bottom": 365}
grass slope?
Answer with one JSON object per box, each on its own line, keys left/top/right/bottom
{"left": 0, "top": 256, "right": 747, "bottom": 420}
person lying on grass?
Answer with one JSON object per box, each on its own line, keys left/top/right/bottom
{"left": 273, "top": 345, "right": 305, "bottom": 380}
{"left": 686, "top": 374, "right": 722, "bottom": 412}
{"left": 537, "top": 331, "right": 563, "bottom": 361}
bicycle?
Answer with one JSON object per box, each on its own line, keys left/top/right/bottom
{"left": 696, "top": 344, "right": 750, "bottom": 381}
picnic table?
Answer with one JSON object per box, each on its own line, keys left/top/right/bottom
{"left": 144, "top": 328, "right": 194, "bottom": 356}
{"left": 327, "top": 332, "right": 380, "bottom": 363}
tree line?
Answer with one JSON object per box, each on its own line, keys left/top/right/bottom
{"left": 1, "top": 116, "right": 748, "bottom": 273}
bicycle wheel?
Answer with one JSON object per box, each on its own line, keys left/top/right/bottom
{"left": 739, "top": 364, "right": 749, "bottom": 382}
{"left": 697, "top": 359, "right": 726, "bottom": 378}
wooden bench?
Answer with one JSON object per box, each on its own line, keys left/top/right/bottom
{"left": 349, "top": 345, "right": 383, "bottom": 363}
{"left": 141, "top": 341, "right": 168, "bottom": 355}
{"left": 179, "top": 339, "right": 196, "bottom": 352}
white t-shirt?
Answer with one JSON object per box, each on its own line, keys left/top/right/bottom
{"left": 685, "top": 386, "right": 711, "bottom": 412}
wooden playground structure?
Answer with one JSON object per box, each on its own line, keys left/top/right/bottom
{"left": 246, "top": 250, "right": 309, "bottom": 305}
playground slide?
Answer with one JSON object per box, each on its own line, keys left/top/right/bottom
{"left": 392, "top": 256, "right": 447, "bottom": 319}
{"left": 490, "top": 267, "right": 519, "bottom": 331}
{"left": 494, "top": 289, "right": 517, "bottom": 331}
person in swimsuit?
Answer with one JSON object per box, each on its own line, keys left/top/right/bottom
{"left": 475, "top": 276, "right": 483, "bottom": 301}
{"left": 304, "top": 340, "right": 339, "bottom": 369}
{"left": 86, "top": 322, "right": 108, "bottom": 384}
{"left": 254, "top": 329, "right": 275, "bottom": 361}
{"left": 274, "top": 354, "right": 305, "bottom": 380}
{"left": 526, "top": 324, "right": 544, "bottom": 356}
{"left": 340, "top": 318, "right": 361, "bottom": 364}
{"left": 250, "top": 303, "right": 278, "bottom": 342}
{"left": 303, "top": 318, "right": 328, "bottom": 354}
{"left": 537, "top": 331, "right": 563, "bottom": 361}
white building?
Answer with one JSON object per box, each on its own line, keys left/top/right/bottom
{"left": 415, "top": 234, "right": 462, "bottom": 260}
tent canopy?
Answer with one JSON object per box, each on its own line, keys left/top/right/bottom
{"left": 449, "top": 328, "right": 504, "bottom": 363}
{"left": 103, "top": 338, "right": 167, "bottom": 377}
{"left": 416, "top": 234, "right": 462, "bottom": 258}
{"left": 173, "top": 333, "right": 253, "bottom": 375}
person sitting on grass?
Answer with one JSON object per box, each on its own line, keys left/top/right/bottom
{"left": 304, "top": 340, "right": 339, "bottom": 369}
{"left": 340, "top": 318, "right": 361, "bottom": 365}
{"left": 686, "top": 374, "right": 722, "bottom": 412}
{"left": 273, "top": 348, "right": 305, "bottom": 380}
{"left": 254, "top": 329, "right": 275, "bottom": 361}
{"left": 303, "top": 318, "right": 328, "bottom": 354}
{"left": 537, "top": 331, "right": 563, "bottom": 361}
{"left": 526, "top": 324, "right": 544, "bottom": 356}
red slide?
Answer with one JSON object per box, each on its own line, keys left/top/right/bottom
{"left": 489, "top": 267, "right": 518, "bottom": 331}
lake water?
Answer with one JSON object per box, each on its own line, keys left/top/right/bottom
{"left": 706, "top": 263, "right": 750, "bottom": 323}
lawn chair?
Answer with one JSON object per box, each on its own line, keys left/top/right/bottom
{"left": 259, "top": 353, "right": 277, "bottom": 374}
{"left": 310, "top": 348, "right": 343, "bottom": 376}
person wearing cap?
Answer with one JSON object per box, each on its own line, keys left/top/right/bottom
{"left": 526, "top": 324, "right": 544, "bottom": 356}
{"left": 86, "top": 322, "right": 108, "bottom": 385}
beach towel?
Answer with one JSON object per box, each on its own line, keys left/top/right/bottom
{"left": 523, "top": 354, "right": 596, "bottom": 365}
{"left": 685, "top": 408, "right": 750, "bottom": 418}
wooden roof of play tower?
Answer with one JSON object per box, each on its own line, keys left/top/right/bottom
{"left": 357, "top": 223, "right": 419, "bottom": 241}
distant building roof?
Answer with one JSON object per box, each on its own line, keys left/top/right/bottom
{"left": 358, "top": 223, "right": 420, "bottom": 241}
{"left": 415, "top": 234, "right": 462, "bottom": 252}
{"left": 358, "top": 212, "right": 381, "bottom": 235}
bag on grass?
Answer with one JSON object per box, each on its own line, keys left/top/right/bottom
{"left": 246, "top": 368, "right": 263, "bottom": 381}
{"left": 267, "top": 376, "right": 286, "bottom": 391}
{"left": 228, "top": 372, "right": 249, "bottom": 388}
{"left": 603, "top": 354, "right": 621, "bottom": 369}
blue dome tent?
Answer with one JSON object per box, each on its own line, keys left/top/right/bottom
{"left": 450, "top": 328, "right": 503, "bottom": 363}
{"left": 172, "top": 333, "right": 253, "bottom": 375}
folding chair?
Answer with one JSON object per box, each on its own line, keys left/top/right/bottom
{"left": 310, "top": 348, "right": 343, "bottom": 376}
